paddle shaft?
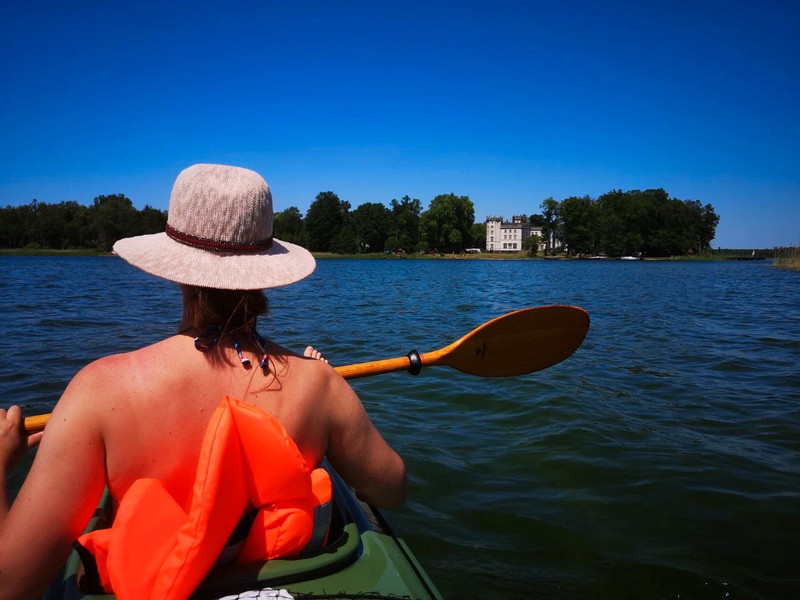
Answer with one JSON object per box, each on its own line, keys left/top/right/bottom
{"left": 23, "top": 357, "right": 418, "bottom": 433}
{"left": 23, "top": 305, "right": 589, "bottom": 434}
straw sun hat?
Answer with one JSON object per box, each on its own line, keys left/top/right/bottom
{"left": 113, "top": 164, "right": 316, "bottom": 290}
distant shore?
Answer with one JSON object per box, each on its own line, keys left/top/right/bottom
{"left": 311, "top": 252, "right": 768, "bottom": 261}
{"left": 0, "top": 248, "right": 112, "bottom": 256}
{"left": 0, "top": 248, "right": 777, "bottom": 261}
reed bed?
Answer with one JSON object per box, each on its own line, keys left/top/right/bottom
{"left": 773, "top": 245, "right": 800, "bottom": 270}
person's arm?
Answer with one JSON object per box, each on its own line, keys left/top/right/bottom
{"left": 0, "top": 364, "right": 107, "bottom": 600}
{"left": 323, "top": 373, "right": 407, "bottom": 508}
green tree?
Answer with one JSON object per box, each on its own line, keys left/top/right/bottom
{"left": 0, "top": 202, "right": 35, "bottom": 247}
{"left": 305, "top": 192, "right": 350, "bottom": 252}
{"left": 528, "top": 213, "right": 546, "bottom": 227}
{"left": 389, "top": 196, "right": 422, "bottom": 251}
{"left": 630, "top": 189, "right": 668, "bottom": 255}
{"left": 419, "top": 193, "right": 475, "bottom": 253}
{"left": 64, "top": 201, "right": 93, "bottom": 248}
{"left": 540, "top": 197, "right": 559, "bottom": 255}
{"left": 595, "top": 189, "right": 637, "bottom": 256}
{"left": 273, "top": 206, "right": 307, "bottom": 246}
{"left": 383, "top": 235, "right": 399, "bottom": 253}
{"left": 90, "top": 194, "right": 137, "bottom": 251}
{"left": 524, "top": 234, "right": 541, "bottom": 257}
{"left": 591, "top": 188, "right": 718, "bottom": 257}
{"left": 559, "top": 195, "right": 597, "bottom": 255}
{"left": 414, "top": 239, "right": 430, "bottom": 254}
{"left": 699, "top": 203, "right": 720, "bottom": 252}
{"left": 1, "top": 199, "right": 112, "bottom": 249}
{"left": 134, "top": 205, "right": 168, "bottom": 237}
{"left": 38, "top": 200, "right": 94, "bottom": 248}
{"left": 471, "top": 222, "right": 486, "bottom": 250}
{"left": 331, "top": 223, "right": 359, "bottom": 254}
{"left": 29, "top": 201, "right": 56, "bottom": 247}
{"left": 0, "top": 197, "right": 165, "bottom": 250}
{"left": 351, "top": 202, "right": 392, "bottom": 253}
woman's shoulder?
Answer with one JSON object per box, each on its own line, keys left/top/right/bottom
{"left": 67, "top": 337, "right": 180, "bottom": 395}
{"left": 266, "top": 343, "right": 348, "bottom": 403}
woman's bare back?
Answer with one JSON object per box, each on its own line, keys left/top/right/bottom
{"left": 97, "top": 335, "right": 335, "bottom": 508}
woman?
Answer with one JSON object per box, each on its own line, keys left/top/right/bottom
{"left": 0, "top": 164, "right": 406, "bottom": 599}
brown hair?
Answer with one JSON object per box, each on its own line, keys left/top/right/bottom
{"left": 181, "top": 285, "right": 268, "bottom": 336}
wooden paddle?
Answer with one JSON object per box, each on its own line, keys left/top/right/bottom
{"left": 23, "top": 305, "right": 589, "bottom": 434}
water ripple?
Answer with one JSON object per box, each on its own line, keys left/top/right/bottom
{"left": 2, "top": 256, "right": 799, "bottom": 598}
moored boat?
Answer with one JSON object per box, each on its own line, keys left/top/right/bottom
{"left": 45, "top": 463, "right": 442, "bottom": 600}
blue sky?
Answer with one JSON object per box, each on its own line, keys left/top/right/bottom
{"left": 1, "top": 0, "right": 798, "bottom": 248}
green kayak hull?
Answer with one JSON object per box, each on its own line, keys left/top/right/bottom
{"left": 45, "top": 465, "right": 442, "bottom": 600}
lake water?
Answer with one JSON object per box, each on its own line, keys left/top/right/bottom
{"left": 1, "top": 255, "right": 798, "bottom": 599}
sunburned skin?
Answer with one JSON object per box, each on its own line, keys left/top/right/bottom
{"left": 0, "top": 334, "right": 406, "bottom": 600}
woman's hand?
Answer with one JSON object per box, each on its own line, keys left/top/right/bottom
{"left": 0, "top": 406, "right": 43, "bottom": 473}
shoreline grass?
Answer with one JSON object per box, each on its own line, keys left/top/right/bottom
{"left": 773, "top": 246, "right": 800, "bottom": 270}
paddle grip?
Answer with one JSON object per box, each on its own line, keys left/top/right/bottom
{"left": 406, "top": 350, "right": 422, "bottom": 375}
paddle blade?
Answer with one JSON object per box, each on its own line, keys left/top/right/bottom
{"left": 428, "top": 305, "right": 589, "bottom": 377}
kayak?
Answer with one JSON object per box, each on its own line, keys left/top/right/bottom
{"left": 45, "top": 462, "right": 443, "bottom": 600}
{"left": 36, "top": 305, "right": 592, "bottom": 599}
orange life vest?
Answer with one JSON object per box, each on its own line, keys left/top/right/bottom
{"left": 76, "top": 395, "right": 332, "bottom": 600}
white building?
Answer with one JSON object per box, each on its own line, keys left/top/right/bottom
{"left": 485, "top": 215, "right": 545, "bottom": 252}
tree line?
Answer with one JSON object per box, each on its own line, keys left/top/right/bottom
{"left": 0, "top": 195, "right": 167, "bottom": 252}
{"left": 279, "top": 187, "right": 719, "bottom": 257}
{"left": 535, "top": 188, "right": 720, "bottom": 257}
{"left": 275, "top": 191, "right": 479, "bottom": 254}
{"left": 1, "top": 187, "right": 719, "bottom": 257}
{"left": 0, "top": 191, "right": 480, "bottom": 254}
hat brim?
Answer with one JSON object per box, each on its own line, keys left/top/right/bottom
{"left": 113, "top": 233, "right": 316, "bottom": 290}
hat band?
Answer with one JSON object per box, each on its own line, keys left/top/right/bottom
{"left": 165, "top": 224, "right": 273, "bottom": 254}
